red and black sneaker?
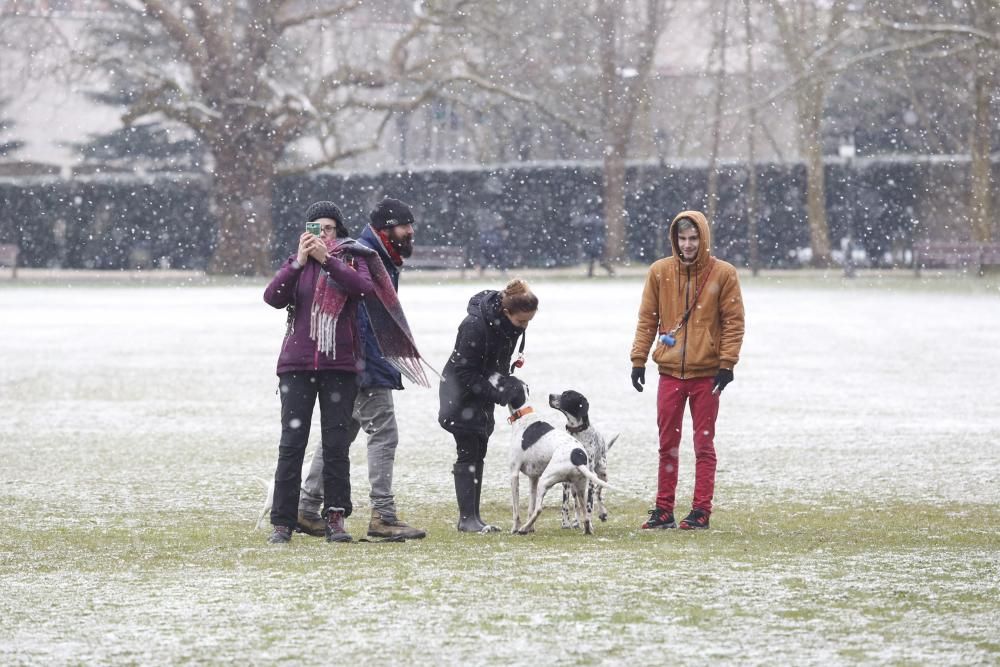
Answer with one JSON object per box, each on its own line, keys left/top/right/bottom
{"left": 679, "top": 509, "right": 710, "bottom": 530}
{"left": 641, "top": 507, "right": 677, "bottom": 529}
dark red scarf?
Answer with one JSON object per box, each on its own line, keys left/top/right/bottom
{"left": 375, "top": 228, "right": 404, "bottom": 267}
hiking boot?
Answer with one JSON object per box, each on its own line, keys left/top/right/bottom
{"left": 267, "top": 525, "right": 293, "bottom": 544}
{"left": 325, "top": 507, "right": 353, "bottom": 543}
{"left": 368, "top": 509, "right": 427, "bottom": 540}
{"left": 641, "top": 507, "right": 677, "bottom": 529}
{"left": 296, "top": 510, "right": 326, "bottom": 537}
{"left": 679, "top": 509, "right": 710, "bottom": 530}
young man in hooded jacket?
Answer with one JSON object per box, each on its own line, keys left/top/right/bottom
{"left": 630, "top": 210, "right": 745, "bottom": 530}
{"left": 297, "top": 197, "right": 427, "bottom": 540}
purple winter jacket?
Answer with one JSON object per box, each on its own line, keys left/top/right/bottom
{"left": 263, "top": 253, "right": 374, "bottom": 375}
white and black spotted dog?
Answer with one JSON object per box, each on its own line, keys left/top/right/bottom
{"left": 548, "top": 389, "right": 619, "bottom": 528}
{"left": 497, "top": 375, "right": 610, "bottom": 535}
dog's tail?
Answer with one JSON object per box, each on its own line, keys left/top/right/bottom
{"left": 577, "top": 465, "right": 618, "bottom": 491}
{"left": 605, "top": 433, "right": 620, "bottom": 450}
{"left": 569, "top": 447, "right": 618, "bottom": 491}
{"left": 255, "top": 476, "right": 274, "bottom": 531}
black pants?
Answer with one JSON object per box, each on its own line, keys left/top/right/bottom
{"left": 272, "top": 370, "right": 359, "bottom": 528}
{"left": 453, "top": 431, "right": 490, "bottom": 467}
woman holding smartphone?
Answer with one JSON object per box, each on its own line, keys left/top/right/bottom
{"left": 262, "top": 201, "right": 373, "bottom": 544}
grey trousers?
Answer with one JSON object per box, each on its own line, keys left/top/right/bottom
{"left": 299, "top": 387, "right": 400, "bottom": 520}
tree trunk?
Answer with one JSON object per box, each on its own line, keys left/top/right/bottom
{"left": 603, "top": 136, "right": 628, "bottom": 264}
{"left": 798, "top": 86, "right": 832, "bottom": 267}
{"left": 207, "top": 131, "right": 277, "bottom": 276}
{"left": 969, "top": 47, "right": 995, "bottom": 243}
{"left": 744, "top": 0, "right": 760, "bottom": 276}
{"left": 706, "top": 0, "right": 730, "bottom": 225}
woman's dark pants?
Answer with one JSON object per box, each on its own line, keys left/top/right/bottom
{"left": 271, "top": 370, "right": 358, "bottom": 529}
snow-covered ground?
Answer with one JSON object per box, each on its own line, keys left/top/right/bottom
{"left": 1, "top": 274, "right": 998, "bottom": 665}
{"left": 5, "top": 275, "right": 997, "bottom": 507}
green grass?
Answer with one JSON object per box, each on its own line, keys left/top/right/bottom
{"left": 2, "top": 498, "right": 997, "bottom": 664}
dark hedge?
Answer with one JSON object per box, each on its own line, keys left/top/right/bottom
{"left": 0, "top": 159, "right": 986, "bottom": 271}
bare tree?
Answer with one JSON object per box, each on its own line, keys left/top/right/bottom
{"left": 967, "top": 5, "right": 999, "bottom": 243}
{"left": 763, "top": 0, "right": 853, "bottom": 267}
{"left": 427, "top": 0, "right": 674, "bottom": 265}
{"left": 594, "top": 0, "right": 672, "bottom": 264}
{"left": 79, "top": 1, "right": 467, "bottom": 275}
{"left": 876, "top": 0, "right": 999, "bottom": 243}
{"left": 743, "top": 0, "right": 761, "bottom": 275}
{"left": 705, "top": 0, "right": 731, "bottom": 225}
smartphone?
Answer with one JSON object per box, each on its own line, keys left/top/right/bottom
{"left": 306, "top": 222, "right": 321, "bottom": 236}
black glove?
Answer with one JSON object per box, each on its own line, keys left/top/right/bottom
{"left": 497, "top": 376, "right": 527, "bottom": 409}
{"left": 713, "top": 368, "right": 733, "bottom": 394}
{"left": 631, "top": 367, "right": 645, "bottom": 392}
{"left": 338, "top": 239, "right": 375, "bottom": 256}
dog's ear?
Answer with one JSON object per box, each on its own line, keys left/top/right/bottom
{"left": 509, "top": 385, "right": 527, "bottom": 409}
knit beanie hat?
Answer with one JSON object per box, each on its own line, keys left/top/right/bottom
{"left": 305, "top": 201, "right": 347, "bottom": 237}
{"left": 369, "top": 197, "right": 415, "bottom": 230}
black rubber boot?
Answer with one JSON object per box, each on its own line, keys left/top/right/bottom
{"left": 454, "top": 463, "right": 486, "bottom": 532}
{"left": 474, "top": 459, "right": 500, "bottom": 532}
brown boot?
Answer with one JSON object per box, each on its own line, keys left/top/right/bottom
{"left": 367, "top": 509, "right": 427, "bottom": 540}
{"left": 296, "top": 510, "right": 326, "bottom": 537}
{"left": 325, "top": 507, "right": 352, "bottom": 543}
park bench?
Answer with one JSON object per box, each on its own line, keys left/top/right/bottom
{"left": 0, "top": 244, "right": 19, "bottom": 279}
{"left": 406, "top": 244, "right": 467, "bottom": 276}
{"left": 913, "top": 240, "right": 1000, "bottom": 277}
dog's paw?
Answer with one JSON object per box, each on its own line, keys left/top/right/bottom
{"left": 599, "top": 513, "right": 608, "bottom": 522}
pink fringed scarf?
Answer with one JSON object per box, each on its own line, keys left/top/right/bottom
{"left": 309, "top": 238, "right": 432, "bottom": 387}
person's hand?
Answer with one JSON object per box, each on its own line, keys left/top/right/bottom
{"left": 307, "top": 237, "right": 329, "bottom": 263}
{"left": 497, "top": 376, "right": 527, "bottom": 408}
{"left": 295, "top": 232, "right": 313, "bottom": 266}
{"left": 337, "top": 239, "right": 375, "bottom": 256}
{"left": 712, "top": 368, "right": 733, "bottom": 395}
{"left": 631, "top": 367, "right": 645, "bottom": 392}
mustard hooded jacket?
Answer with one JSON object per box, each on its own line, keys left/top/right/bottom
{"left": 629, "top": 210, "right": 745, "bottom": 379}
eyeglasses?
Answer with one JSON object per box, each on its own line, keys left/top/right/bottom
{"left": 320, "top": 225, "right": 338, "bottom": 234}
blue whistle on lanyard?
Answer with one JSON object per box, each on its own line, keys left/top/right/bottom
{"left": 659, "top": 333, "right": 676, "bottom": 347}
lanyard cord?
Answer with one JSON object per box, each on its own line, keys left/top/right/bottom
{"left": 510, "top": 332, "right": 526, "bottom": 374}
{"left": 664, "top": 259, "right": 716, "bottom": 336}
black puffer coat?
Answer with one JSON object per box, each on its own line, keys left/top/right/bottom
{"left": 438, "top": 290, "right": 524, "bottom": 437}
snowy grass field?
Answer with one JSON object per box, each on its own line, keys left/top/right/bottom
{"left": 1, "top": 270, "right": 998, "bottom": 665}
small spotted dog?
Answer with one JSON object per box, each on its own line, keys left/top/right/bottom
{"left": 501, "top": 376, "right": 610, "bottom": 535}
{"left": 548, "top": 390, "right": 619, "bottom": 528}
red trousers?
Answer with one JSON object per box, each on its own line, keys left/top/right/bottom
{"left": 655, "top": 374, "right": 719, "bottom": 515}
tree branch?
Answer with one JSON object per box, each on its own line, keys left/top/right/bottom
{"left": 275, "top": 0, "right": 363, "bottom": 30}
{"left": 878, "top": 18, "right": 1000, "bottom": 48}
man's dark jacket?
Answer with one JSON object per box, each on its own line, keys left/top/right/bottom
{"left": 357, "top": 224, "right": 404, "bottom": 390}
